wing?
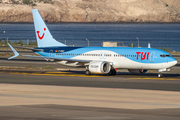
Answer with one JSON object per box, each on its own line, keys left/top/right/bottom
{"left": 8, "top": 43, "right": 90, "bottom": 63}
{"left": 13, "top": 46, "right": 43, "bottom": 51}
{"left": 22, "top": 55, "right": 90, "bottom": 63}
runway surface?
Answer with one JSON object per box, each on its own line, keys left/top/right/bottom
{"left": 1, "top": 82, "right": 180, "bottom": 120}
{"left": 1, "top": 70, "right": 180, "bottom": 120}
{"left": 1, "top": 52, "right": 180, "bottom": 120}
{"left": 0, "top": 71, "right": 180, "bottom": 91}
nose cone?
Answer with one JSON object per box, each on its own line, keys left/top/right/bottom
{"left": 165, "top": 56, "right": 177, "bottom": 68}
{"left": 169, "top": 59, "right": 177, "bottom": 67}
{"left": 173, "top": 60, "right": 177, "bottom": 66}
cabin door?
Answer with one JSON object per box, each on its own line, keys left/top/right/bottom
{"left": 150, "top": 52, "right": 155, "bottom": 62}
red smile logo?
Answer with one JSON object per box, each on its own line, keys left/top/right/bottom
{"left": 37, "top": 28, "right": 46, "bottom": 40}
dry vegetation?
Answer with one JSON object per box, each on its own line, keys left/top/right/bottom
{"left": 0, "top": 0, "right": 179, "bottom": 23}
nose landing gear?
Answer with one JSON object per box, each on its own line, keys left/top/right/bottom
{"left": 158, "top": 68, "right": 170, "bottom": 78}
{"left": 158, "top": 73, "right": 163, "bottom": 78}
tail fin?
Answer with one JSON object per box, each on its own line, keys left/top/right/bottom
{"left": 32, "top": 9, "right": 67, "bottom": 47}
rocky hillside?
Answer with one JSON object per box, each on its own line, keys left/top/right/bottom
{"left": 0, "top": 0, "right": 180, "bottom": 23}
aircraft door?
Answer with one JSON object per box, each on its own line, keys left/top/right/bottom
{"left": 49, "top": 50, "right": 53, "bottom": 57}
{"left": 150, "top": 52, "right": 155, "bottom": 62}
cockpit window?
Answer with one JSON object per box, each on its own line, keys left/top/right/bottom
{"left": 160, "top": 54, "right": 171, "bottom": 57}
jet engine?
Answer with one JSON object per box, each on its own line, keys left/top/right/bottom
{"left": 128, "top": 69, "right": 148, "bottom": 74}
{"left": 89, "top": 61, "right": 111, "bottom": 74}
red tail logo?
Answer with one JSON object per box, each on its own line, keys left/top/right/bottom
{"left": 37, "top": 28, "right": 46, "bottom": 40}
{"left": 136, "top": 52, "right": 149, "bottom": 60}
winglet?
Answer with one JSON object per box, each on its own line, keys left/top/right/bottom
{"left": 8, "top": 43, "right": 20, "bottom": 60}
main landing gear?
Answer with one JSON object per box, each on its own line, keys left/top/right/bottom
{"left": 85, "top": 70, "right": 91, "bottom": 75}
{"left": 108, "top": 69, "right": 117, "bottom": 75}
{"left": 85, "top": 68, "right": 117, "bottom": 75}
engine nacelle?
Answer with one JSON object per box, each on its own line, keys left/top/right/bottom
{"left": 128, "top": 69, "right": 148, "bottom": 74}
{"left": 89, "top": 61, "right": 111, "bottom": 74}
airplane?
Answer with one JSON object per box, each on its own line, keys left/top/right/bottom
{"left": 8, "top": 9, "right": 177, "bottom": 78}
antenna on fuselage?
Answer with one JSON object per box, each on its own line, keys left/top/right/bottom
{"left": 136, "top": 37, "right": 139, "bottom": 47}
{"left": 148, "top": 43, "right": 151, "bottom": 48}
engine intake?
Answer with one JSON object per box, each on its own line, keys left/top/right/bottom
{"left": 89, "top": 61, "right": 111, "bottom": 74}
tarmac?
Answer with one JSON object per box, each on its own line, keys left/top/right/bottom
{"left": 0, "top": 53, "right": 180, "bottom": 120}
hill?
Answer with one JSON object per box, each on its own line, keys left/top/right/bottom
{"left": 0, "top": 0, "right": 180, "bottom": 23}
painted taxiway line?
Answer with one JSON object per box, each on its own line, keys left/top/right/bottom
{"left": 0, "top": 71, "right": 106, "bottom": 78}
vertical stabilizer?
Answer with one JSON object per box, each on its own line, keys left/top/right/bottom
{"left": 32, "top": 9, "right": 66, "bottom": 47}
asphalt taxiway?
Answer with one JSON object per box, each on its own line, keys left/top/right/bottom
{"left": 0, "top": 54, "right": 180, "bottom": 119}
{"left": 0, "top": 70, "right": 180, "bottom": 119}
{"left": 0, "top": 70, "right": 180, "bottom": 91}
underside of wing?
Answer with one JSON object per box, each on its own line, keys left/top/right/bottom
{"left": 22, "top": 55, "right": 90, "bottom": 63}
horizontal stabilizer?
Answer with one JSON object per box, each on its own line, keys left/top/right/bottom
{"left": 8, "top": 43, "right": 20, "bottom": 60}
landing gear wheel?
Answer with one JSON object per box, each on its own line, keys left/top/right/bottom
{"left": 113, "top": 70, "right": 116, "bottom": 75}
{"left": 108, "top": 70, "right": 116, "bottom": 75}
{"left": 158, "top": 73, "right": 163, "bottom": 78}
{"left": 85, "top": 70, "right": 91, "bottom": 75}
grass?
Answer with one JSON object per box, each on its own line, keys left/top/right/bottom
{"left": 156, "top": 47, "right": 172, "bottom": 52}
{"left": 43, "top": 65, "right": 55, "bottom": 70}
{"left": 0, "top": 65, "right": 57, "bottom": 71}
{"left": 0, "top": 53, "right": 12, "bottom": 57}
{"left": 0, "top": 39, "right": 37, "bottom": 47}
{"left": 25, "top": 65, "right": 36, "bottom": 69}
{"left": 147, "top": 70, "right": 156, "bottom": 73}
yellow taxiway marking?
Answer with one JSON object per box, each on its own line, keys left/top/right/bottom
{"left": 0, "top": 71, "right": 106, "bottom": 77}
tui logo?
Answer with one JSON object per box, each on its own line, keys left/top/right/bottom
{"left": 136, "top": 52, "right": 150, "bottom": 60}
{"left": 37, "top": 28, "right": 46, "bottom": 40}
